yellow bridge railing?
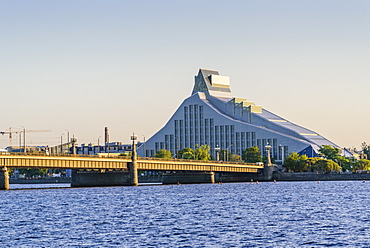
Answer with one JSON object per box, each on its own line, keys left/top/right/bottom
{"left": 0, "top": 154, "right": 263, "bottom": 173}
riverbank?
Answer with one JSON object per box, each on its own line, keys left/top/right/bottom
{"left": 9, "top": 176, "right": 162, "bottom": 184}
{"left": 10, "top": 177, "right": 72, "bottom": 184}
{"left": 274, "top": 172, "right": 370, "bottom": 181}
{"left": 9, "top": 172, "right": 370, "bottom": 185}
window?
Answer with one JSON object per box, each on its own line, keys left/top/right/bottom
{"left": 252, "top": 132, "right": 256, "bottom": 146}
{"left": 220, "top": 126, "right": 224, "bottom": 149}
{"left": 165, "top": 135, "right": 169, "bottom": 150}
{"left": 155, "top": 142, "right": 159, "bottom": 152}
{"left": 225, "top": 125, "right": 229, "bottom": 147}
{"left": 257, "top": 139, "right": 261, "bottom": 153}
{"left": 241, "top": 132, "right": 246, "bottom": 151}
{"left": 236, "top": 132, "right": 240, "bottom": 156}
{"left": 180, "top": 120, "right": 184, "bottom": 149}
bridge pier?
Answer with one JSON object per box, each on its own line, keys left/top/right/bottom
{"left": 215, "top": 172, "right": 264, "bottom": 182}
{"left": 71, "top": 169, "right": 132, "bottom": 187}
{"left": 162, "top": 171, "right": 215, "bottom": 184}
{"left": 0, "top": 167, "right": 9, "bottom": 190}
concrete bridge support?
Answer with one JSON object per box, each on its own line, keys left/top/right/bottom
{"left": 215, "top": 172, "right": 264, "bottom": 183}
{"left": 71, "top": 169, "right": 132, "bottom": 187}
{"left": 263, "top": 164, "right": 274, "bottom": 181}
{"left": 162, "top": 171, "right": 215, "bottom": 184}
{"left": 0, "top": 167, "right": 9, "bottom": 190}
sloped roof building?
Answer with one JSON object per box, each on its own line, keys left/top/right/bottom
{"left": 137, "top": 69, "right": 338, "bottom": 161}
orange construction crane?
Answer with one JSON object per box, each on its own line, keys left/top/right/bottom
{"left": 0, "top": 127, "right": 52, "bottom": 147}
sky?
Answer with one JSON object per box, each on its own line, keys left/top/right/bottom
{"left": 1, "top": 1, "right": 369, "bottom": 150}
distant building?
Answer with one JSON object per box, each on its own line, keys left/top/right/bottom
{"left": 75, "top": 142, "right": 135, "bottom": 155}
{"left": 6, "top": 146, "right": 48, "bottom": 153}
{"left": 344, "top": 147, "right": 366, "bottom": 160}
{"left": 137, "top": 69, "right": 340, "bottom": 161}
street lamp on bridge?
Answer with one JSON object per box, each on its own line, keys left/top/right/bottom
{"left": 265, "top": 143, "right": 272, "bottom": 165}
{"left": 215, "top": 145, "right": 220, "bottom": 161}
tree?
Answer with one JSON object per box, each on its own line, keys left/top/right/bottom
{"left": 218, "top": 149, "right": 230, "bottom": 161}
{"left": 361, "top": 142, "right": 370, "bottom": 159}
{"left": 353, "top": 159, "right": 370, "bottom": 171}
{"left": 119, "top": 152, "right": 131, "bottom": 157}
{"left": 335, "top": 156, "right": 357, "bottom": 172}
{"left": 177, "top": 148, "right": 194, "bottom": 159}
{"left": 283, "top": 152, "right": 309, "bottom": 172}
{"left": 17, "top": 168, "right": 49, "bottom": 178}
{"left": 154, "top": 149, "right": 172, "bottom": 159}
{"left": 194, "top": 145, "right": 211, "bottom": 161}
{"left": 229, "top": 154, "right": 242, "bottom": 162}
{"left": 319, "top": 145, "right": 341, "bottom": 160}
{"left": 315, "top": 159, "right": 341, "bottom": 173}
{"left": 242, "top": 146, "right": 262, "bottom": 163}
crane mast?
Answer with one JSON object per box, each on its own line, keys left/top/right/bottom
{"left": 0, "top": 127, "right": 52, "bottom": 149}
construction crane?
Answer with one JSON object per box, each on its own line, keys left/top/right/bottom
{"left": 0, "top": 127, "right": 52, "bottom": 148}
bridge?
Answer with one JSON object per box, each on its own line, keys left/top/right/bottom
{"left": 0, "top": 153, "right": 267, "bottom": 190}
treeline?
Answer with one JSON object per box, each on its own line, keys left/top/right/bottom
{"left": 154, "top": 143, "right": 370, "bottom": 173}
{"left": 153, "top": 145, "right": 264, "bottom": 163}
{"left": 284, "top": 145, "right": 370, "bottom": 173}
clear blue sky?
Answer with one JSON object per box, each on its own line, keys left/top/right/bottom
{"left": 1, "top": 1, "right": 369, "bottom": 149}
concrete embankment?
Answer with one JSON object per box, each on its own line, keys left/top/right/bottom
{"left": 10, "top": 176, "right": 163, "bottom": 185}
{"left": 10, "top": 177, "right": 72, "bottom": 184}
{"left": 274, "top": 172, "right": 370, "bottom": 181}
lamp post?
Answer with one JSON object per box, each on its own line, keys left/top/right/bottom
{"left": 60, "top": 133, "right": 64, "bottom": 154}
{"left": 142, "top": 135, "right": 146, "bottom": 157}
{"left": 130, "top": 133, "right": 138, "bottom": 186}
{"left": 98, "top": 136, "right": 101, "bottom": 153}
{"left": 65, "top": 129, "right": 70, "bottom": 144}
{"left": 21, "top": 126, "right": 26, "bottom": 154}
{"left": 215, "top": 145, "right": 221, "bottom": 161}
{"left": 265, "top": 143, "right": 272, "bottom": 165}
{"left": 226, "top": 144, "right": 233, "bottom": 161}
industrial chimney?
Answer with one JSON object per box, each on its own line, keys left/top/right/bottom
{"left": 104, "top": 127, "right": 109, "bottom": 145}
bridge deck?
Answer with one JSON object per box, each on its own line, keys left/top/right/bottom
{"left": 0, "top": 155, "right": 263, "bottom": 173}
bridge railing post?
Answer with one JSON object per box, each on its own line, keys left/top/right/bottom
{"left": 0, "top": 167, "right": 9, "bottom": 190}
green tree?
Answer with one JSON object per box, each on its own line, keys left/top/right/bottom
{"left": 194, "top": 144, "right": 211, "bottom": 161}
{"left": 319, "top": 145, "right": 341, "bottom": 160}
{"left": 154, "top": 149, "right": 172, "bottom": 159}
{"left": 315, "top": 159, "right": 341, "bottom": 173}
{"left": 17, "top": 168, "right": 49, "bottom": 177}
{"left": 335, "top": 156, "right": 357, "bottom": 172}
{"left": 177, "top": 148, "right": 194, "bottom": 159}
{"left": 218, "top": 149, "right": 230, "bottom": 161}
{"left": 7, "top": 168, "right": 14, "bottom": 177}
{"left": 119, "top": 152, "right": 131, "bottom": 157}
{"left": 306, "top": 157, "right": 320, "bottom": 171}
{"left": 353, "top": 159, "right": 370, "bottom": 171}
{"left": 361, "top": 142, "right": 370, "bottom": 159}
{"left": 242, "top": 146, "right": 262, "bottom": 163}
{"left": 229, "top": 154, "right": 242, "bottom": 162}
{"left": 284, "top": 152, "right": 309, "bottom": 172}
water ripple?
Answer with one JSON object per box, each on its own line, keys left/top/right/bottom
{"left": 1, "top": 181, "right": 370, "bottom": 247}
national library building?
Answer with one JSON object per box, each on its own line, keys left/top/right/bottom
{"left": 137, "top": 69, "right": 339, "bottom": 162}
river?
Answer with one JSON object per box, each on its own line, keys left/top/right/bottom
{"left": 1, "top": 181, "right": 370, "bottom": 247}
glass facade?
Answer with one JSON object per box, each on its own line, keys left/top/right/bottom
{"left": 148, "top": 104, "right": 283, "bottom": 160}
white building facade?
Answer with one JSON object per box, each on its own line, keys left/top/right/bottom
{"left": 137, "top": 69, "right": 339, "bottom": 161}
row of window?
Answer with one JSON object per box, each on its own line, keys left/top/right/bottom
{"left": 148, "top": 104, "right": 289, "bottom": 159}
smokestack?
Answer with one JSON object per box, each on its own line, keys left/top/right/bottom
{"left": 104, "top": 127, "right": 109, "bottom": 145}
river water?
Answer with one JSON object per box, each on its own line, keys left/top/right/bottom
{"left": 1, "top": 181, "right": 370, "bottom": 247}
